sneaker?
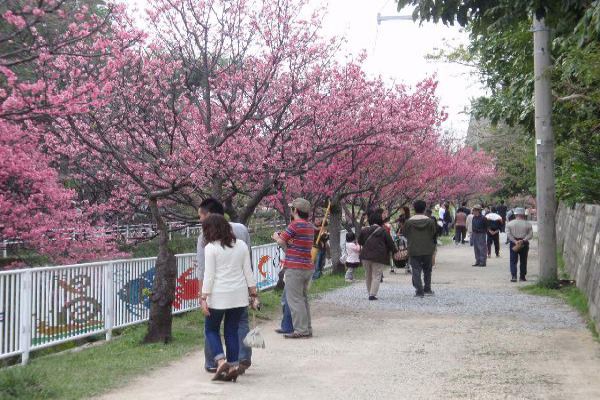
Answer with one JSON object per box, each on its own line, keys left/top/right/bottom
{"left": 424, "top": 291, "right": 435, "bottom": 296}
{"left": 368, "top": 296, "right": 378, "bottom": 301}
{"left": 520, "top": 276, "right": 527, "bottom": 282}
{"left": 511, "top": 276, "right": 517, "bottom": 282}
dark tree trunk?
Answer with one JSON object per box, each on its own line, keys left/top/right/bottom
{"left": 237, "top": 180, "right": 276, "bottom": 225}
{"left": 329, "top": 199, "right": 345, "bottom": 275}
{"left": 223, "top": 197, "right": 240, "bottom": 222}
{"left": 144, "top": 197, "right": 177, "bottom": 344}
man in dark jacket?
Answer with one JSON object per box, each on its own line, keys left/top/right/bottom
{"left": 496, "top": 200, "right": 508, "bottom": 232}
{"left": 471, "top": 205, "right": 489, "bottom": 267}
{"left": 404, "top": 200, "right": 438, "bottom": 298}
{"left": 358, "top": 209, "right": 396, "bottom": 300}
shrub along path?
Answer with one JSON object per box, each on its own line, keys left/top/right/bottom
{"left": 97, "top": 241, "right": 600, "bottom": 400}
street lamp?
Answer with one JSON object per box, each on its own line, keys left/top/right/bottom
{"left": 377, "top": 13, "right": 413, "bottom": 25}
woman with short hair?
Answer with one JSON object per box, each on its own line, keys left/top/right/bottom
{"left": 201, "top": 214, "right": 257, "bottom": 382}
{"left": 358, "top": 209, "right": 397, "bottom": 300}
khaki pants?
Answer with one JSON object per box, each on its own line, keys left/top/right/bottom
{"left": 284, "top": 268, "right": 313, "bottom": 335}
{"left": 363, "top": 260, "right": 385, "bottom": 297}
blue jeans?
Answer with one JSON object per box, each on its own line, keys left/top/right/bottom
{"left": 312, "top": 250, "right": 325, "bottom": 280}
{"left": 204, "top": 307, "right": 249, "bottom": 368}
{"left": 280, "top": 288, "right": 294, "bottom": 333}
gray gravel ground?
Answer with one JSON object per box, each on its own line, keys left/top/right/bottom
{"left": 96, "top": 239, "right": 600, "bottom": 400}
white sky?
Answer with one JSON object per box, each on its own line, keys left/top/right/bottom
{"left": 322, "top": 0, "right": 483, "bottom": 138}
{"left": 128, "top": 0, "right": 483, "bottom": 138}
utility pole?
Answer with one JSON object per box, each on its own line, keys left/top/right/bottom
{"left": 532, "top": 16, "right": 558, "bottom": 282}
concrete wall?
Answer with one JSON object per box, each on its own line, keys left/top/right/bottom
{"left": 556, "top": 203, "right": 600, "bottom": 332}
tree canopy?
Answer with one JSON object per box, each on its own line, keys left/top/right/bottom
{"left": 397, "top": 0, "right": 600, "bottom": 204}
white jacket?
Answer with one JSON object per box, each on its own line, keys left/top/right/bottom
{"left": 203, "top": 239, "right": 256, "bottom": 309}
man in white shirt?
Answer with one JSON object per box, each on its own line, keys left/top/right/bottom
{"left": 196, "top": 198, "right": 253, "bottom": 374}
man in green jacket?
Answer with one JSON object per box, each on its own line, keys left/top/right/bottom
{"left": 404, "top": 200, "right": 438, "bottom": 298}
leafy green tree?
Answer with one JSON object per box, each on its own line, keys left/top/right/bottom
{"left": 398, "top": 0, "right": 600, "bottom": 204}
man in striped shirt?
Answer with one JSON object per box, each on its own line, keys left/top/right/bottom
{"left": 272, "top": 198, "right": 315, "bottom": 339}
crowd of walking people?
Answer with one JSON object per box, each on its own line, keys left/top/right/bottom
{"left": 194, "top": 196, "right": 533, "bottom": 383}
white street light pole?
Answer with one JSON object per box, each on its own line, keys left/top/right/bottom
{"left": 532, "top": 16, "right": 558, "bottom": 282}
{"left": 377, "top": 13, "right": 413, "bottom": 25}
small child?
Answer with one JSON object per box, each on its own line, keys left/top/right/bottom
{"left": 344, "top": 232, "right": 361, "bottom": 282}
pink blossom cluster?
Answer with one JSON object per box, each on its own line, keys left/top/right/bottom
{"left": 0, "top": 0, "right": 497, "bottom": 266}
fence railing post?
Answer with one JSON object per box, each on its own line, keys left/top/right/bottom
{"left": 19, "top": 270, "right": 32, "bottom": 365}
{"left": 104, "top": 262, "right": 114, "bottom": 341}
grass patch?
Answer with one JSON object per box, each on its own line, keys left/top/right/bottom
{"left": 0, "top": 268, "right": 357, "bottom": 400}
{"left": 438, "top": 228, "right": 456, "bottom": 246}
{"left": 520, "top": 251, "right": 599, "bottom": 341}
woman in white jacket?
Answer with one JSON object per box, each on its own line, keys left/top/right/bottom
{"left": 201, "top": 214, "right": 257, "bottom": 382}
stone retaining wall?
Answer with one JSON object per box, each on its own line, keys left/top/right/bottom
{"left": 556, "top": 203, "right": 600, "bottom": 332}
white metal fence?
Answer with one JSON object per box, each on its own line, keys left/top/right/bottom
{"left": 0, "top": 243, "right": 285, "bottom": 365}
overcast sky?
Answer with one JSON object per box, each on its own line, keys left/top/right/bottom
{"left": 129, "top": 0, "right": 483, "bottom": 138}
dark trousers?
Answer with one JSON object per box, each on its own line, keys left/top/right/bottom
{"left": 410, "top": 255, "right": 433, "bottom": 295}
{"left": 455, "top": 226, "right": 467, "bottom": 243}
{"left": 472, "top": 232, "right": 487, "bottom": 265}
{"left": 204, "top": 307, "right": 245, "bottom": 365}
{"left": 487, "top": 232, "right": 500, "bottom": 256}
{"left": 509, "top": 241, "right": 529, "bottom": 278}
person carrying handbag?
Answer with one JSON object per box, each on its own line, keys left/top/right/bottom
{"left": 201, "top": 214, "right": 258, "bottom": 382}
{"left": 358, "top": 209, "right": 397, "bottom": 300}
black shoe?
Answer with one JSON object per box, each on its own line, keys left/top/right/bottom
{"left": 520, "top": 276, "right": 527, "bottom": 282}
{"left": 284, "top": 332, "right": 311, "bottom": 339}
{"left": 368, "top": 296, "right": 378, "bottom": 301}
{"left": 424, "top": 291, "right": 435, "bottom": 296}
{"left": 275, "top": 328, "right": 292, "bottom": 334}
{"left": 472, "top": 263, "right": 480, "bottom": 267}
{"left": 414, "top": 293, "right": 425, "bottom": 298}
{"left": 511, "top": 276, "right": 517, "bottom": 282}
{"left": 480, "top": 264, "right": 486, "bottom": 267}
{"left": 206, "top": 367, "right": 217, "bottom": 373}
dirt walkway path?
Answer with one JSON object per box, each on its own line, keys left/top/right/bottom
{"left": 96, "top": 240, "right": 600, "bottom": 400}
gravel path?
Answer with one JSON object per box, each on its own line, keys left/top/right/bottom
{"left": 95, "top": 239, "right": 600, "bottom": 400}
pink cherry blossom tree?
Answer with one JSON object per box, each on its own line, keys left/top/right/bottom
{"left": 0, "top": 1, "right": 140, "bottom": 265}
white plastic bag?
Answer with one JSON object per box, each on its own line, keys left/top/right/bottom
{"left": 243, "top": 326, "right": 265, "bottom": 349}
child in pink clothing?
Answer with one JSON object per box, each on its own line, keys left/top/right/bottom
{"left": 343, "top": 232, "right": 361, "bottom": 282}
